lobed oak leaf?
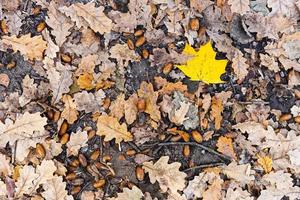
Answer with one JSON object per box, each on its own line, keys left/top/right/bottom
{"left": 137, "top": 82, "right": 161, "bottom": 122}
{"left": 108, "top": 186, "right": 143, "bottom": 200}
{"left": 96, "top": 115, "right": 133, "bottom": 144}
{"left": 142, "top": 156, "right": 187, "bottom": 194}
{"left": 1, "top": 34, "right": 47, "bottom": 60}
{"left": 66, "top": 130, "right": 88, "bottom": 156}
{"left": 41, "top": 176, "right": 69, "bottom": 200}
{"left": 59, "top": 3, "right": 112, "bottom": 34}
{"left": 202, "top": 176, "right": 223, "bottom": 200}
{"left": 15, "top": 165, "right": 39, "bottom": 197}
{"left": 77, "top": 72, "right": 94, "bottom": 90}
{"left": 231, "top": 50, "right": 249, "bottom": 82}
{"left": 176, "top": 41, "right": 227, "bottom": 84}
{"left": 257, "top": 155, "right": 273, "bottom": 173}
{"left": 61, "top": 95, "right": 79, "bottom": 124}
{"left": 109, "top": 94, "right": 126, "bottom": 121}
{"left": 216, "top": 136, "right": 237, "bottom": 160}
{"left": 222, "top": 162, "right": 255, "bottom": 185}
{"left": 124, "top": 94, "right": 138, "bottom": 125}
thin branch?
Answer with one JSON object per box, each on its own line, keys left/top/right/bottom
{"left": 156, "top": 142, "right": 232, "bottom": 162}
{"left": 184, "top": 162, "right": 225, "bottom": 172}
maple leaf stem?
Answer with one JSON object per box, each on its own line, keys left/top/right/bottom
{"left": 156, "top": 142, "right": 232, "bottom": 162}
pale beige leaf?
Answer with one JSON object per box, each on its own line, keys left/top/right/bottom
{"left": 59, "top": 3, "right": 112, "bottom": 34}
{"left": 61, "top": 95, "right": 78, "bottom": 124}
{"left": 124, "top": 94, "right": 138, "bottom": 125}
{"left": 0, "top": 180, "right": 6, "bottom": 196}
{"left": 46, "top": 1, "right": 73, "bottom": 46}
{"left": 137, "top": 82, "right": 161, "bottom": 122}
{"left": 142, "top": 156, "right": 187, "bottom": 193}
{"left": 96, "top": 115, "right": 133, "bottom": 144}
{"left": 0, "top": 153, "right": 11, "bottom": 176}
{"left": 15, "top": 165, "right": 39, "bottom": 196}
{"left": 2, "top": 34, "right": 47, "bottom": 60}
{"left": 232, "top": 50, "right": 249, "bottom": 81}
{"left": 36, "top": 160, "right": 57, "bottom": 185}
{"left": 109, "top": 94, "right": 125, "bottom": 121}
{"left": 108, "top": 186, "right": 143, "bottom": 200}
{"left": 267, "top": 0, "right": 295, "bottom": 17}
{"left": 66, "top": 130, "right": 88, "bottom": 156}
{"left": 222, "top": 162, "right": 255, "bottom": 185}
{"left": 19, "top": 75, "right": 38, "bottom": 107}
{"left": 75, "top": 54, "right": 98, "bottom": 75}
{"left": 47, "top": 67, "right": 73, "bottom": 104}
{"left": 202, "top": 176, "right": 223, "bottom": 200}
{"left": 169, "top": 101, "right": 190, "bottom": 125}
{"left": 41, "top": 176, "right": 68, "bottom": 200}
{"left": 43, "top": 29, "right": 59, "bottom": 59}
{"left": 109, "top": 44, "right": 140, "bottom": 67}
{"left": 260, "top": 53, "right": 280, "bottom": 72}
{"left": 0, "top": 73, "right": 9, "bottom": 87}
{"left": 74, "top": 90, "right": 105, "bottom": 113}
{"left": 228, "top": 0, "right": 250, "bottom": 15}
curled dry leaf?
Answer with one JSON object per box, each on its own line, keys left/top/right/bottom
{"left": 96, "top": 115, "right": 133, "bottom": 144}
{"left": 2, "top": 34, "right": 47, "bottom": 60}
{"left": 142, "top": 156, "right": 187, "bottom": 194}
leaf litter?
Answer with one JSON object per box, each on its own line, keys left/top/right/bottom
{"left": 0, "top": 0, "right": 300, "bottom": 199}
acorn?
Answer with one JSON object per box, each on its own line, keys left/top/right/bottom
{"left": 126, "top": 149, "right": 136, "bottom": 156}
{"left": 192, "top": 130, "right": 203, "bottom": 143}
{"left": 127, "top": 39, "right": 135, "bottom": 50}
{"left": 90, "top": 150, "right": 100, "bottom": 161}
{"left": 142, "top": 49, "right": 149, "bottom": 59}
{"left": 102, "top": 97, "right": 111, "bottom": 110}
{"left": 71, "top": 178, "right": 84, "bottom": 186}
{"left": 135, "top": 166, "right": 145, "bottom": 181}
{"left": 1, "top": 20, "right": 8, "bottom": 34}
{"left": 78, "top": 154, "right": 87, "bottom": 167}
{"left": 53, "top": 111, "right": 61, "bottom": 122}
{"left": 71, "top": 186, "right": 81, "bottom": 195}
{"left": 183, "top": 145, "right": 190, "bottom": 158}
{"left": 59, "top": 120, "right": 68, "bottom": 136}
{"left": 36, "top": 22, "right": 46, "bottom": 32}
{"left": 134, "top": 29, "right": 144, "bottom": 37}
{"left": 35, "top": 143, "right": 46, "bottom": 159}
{"left": 61, "top": 54, "right": 72, "bottom": 63}
{"left": 69, "top": 159, "right": 80, "bottom": 168}
{"left": 66, "top": 172, "right": 77, "bottom": 181}
{"left": 93, "top": 179, "right": 106, "bottom": 188}
{"left": 88, "top": 130, "right": 96, "bottom": 140}
{"left": 7, "top": 61, "right": 16, "bottom": 69}
{"left": 170, "top": 135, "right": 182, "bottom": 142}
{"left": 137, "top": 98, "right": 146, "bottom": 112}
{"left": 295, "top": 116, "right": 300, "bottom": 123}
{"left": 135, "top": 36, "right": 146, "bottom": 47}
{"left": 60, "top": 133, "right": 69, "bottom": 145}
{"left": 162, "top": 63, "right": 173, "bottom": 74}
{"left": 279, "top": 114, "right": 292, "bottom": 122}
{"left": 102, "top": 155, "right": 112, "bottom": 162}
{"left": 46, "top": 109, "right": 54, "bottom": 120}
{"left": 189, "top": 18, "right": 200, "bottom": 31}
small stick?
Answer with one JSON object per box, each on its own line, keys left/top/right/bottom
{"left": 184, "top": 162, "right": 225, "bottom": 172}
{"left": 156, "top": 142, "right": 232, "bottom": 162}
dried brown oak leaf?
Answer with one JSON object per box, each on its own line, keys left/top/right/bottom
{"left": 210, "top": 96, "right": 223, "bottom": 130}
{"left": 0, "top": 112, "right": 47, "bottom": 162}
{"left": 96, "top": 115, "right": 133, "bottom": 144}
{"left": 59, "top": 2, "right": 112, "bottom": 34}
{"left": 109, "top": 93, "right": 126, "bottom": 121}
{"left": 41, "top": 176, "right": 70, "bottom": 200}
{"left": 124, "top": 94, "right": 138, "bottom": 125}
{"left": 231, "top": 50, "right": 249, "bottom": 82}
{"left": 61, "top": 95, "right": 78, "bottom": 124}
{"left": 202, "top": 175, "right": 223, "bottom": 200}
{"left": 2, "top": 34, "right": 47, "bottom": 60}
{"left": 137, "top": 82, "right": 161, "bottom": 122}
{"left": 108, "top": 186, "right": 143, "bottom": 200}
{"left": 142, "top": 156, "right": 187, "bottom": 194}
{"left": 222, "top": 162, "right": 255, "bottom": 185}
{"left": 216, "top": 136, "right": 237, "bottom": 160}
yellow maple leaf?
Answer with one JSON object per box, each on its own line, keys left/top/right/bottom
{"left": 257, "top": 155, "right": 273, "bottom": 173}
{"left": 176, "top": 41, "right": 227, "bottom": 84}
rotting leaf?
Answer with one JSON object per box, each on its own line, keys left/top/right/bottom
{"left": 176, "top": 41, "right": 227, "bottom": 84}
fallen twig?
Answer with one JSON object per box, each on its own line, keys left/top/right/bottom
{"left": 183, "top": 162, "right": 225, "bottom": 172}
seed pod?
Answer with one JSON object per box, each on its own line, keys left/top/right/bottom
{"left": 35, "top": 143, "right": 46, "bottom": 159}
{"left": 134, "top": 29, "right": 144, "bottom": 37}
{"left": 1, "top": 20, "right": 8, "bottom": 34}
{"left": 137, "top": 98, "right": 146, "bottom": 112}
{"left": 66, "top": 172, "right": 77, "bottom": 181}
{"left": 71, "top": 178, "right": 84, "bottom": 186}
{"left": 127, "top": 39, "right": 135, "bottom": 50}
{"left": 189, "top": 18, "right": 200, "bottom": 31}
{"left": 61, "top": 54, "right": 72, "bottom": 63}
{"left": 162, "top": 63, "right": 173, "bottom": 74}
{"left": 69, "top": 159, "right": 80, "bottom": 167}
{"left": 71, "top": 186, "right": 81, "bottom": 195}
{"left": 88, "top": 130, "right": 96, "bottom": 140}
{"left": 102, "top": 97, "right": 111, "bottom": 110}
{"left": 7, "top": 61, "right": 16, "bottom": 69}
{"left": 142, "top": 49, "right": 149, "bottom": 59}
{"left": 36, "top": 22, "right": 46, "bottom": 32}
{"left": 295, "top": 116, "right": 300, "bottom": 123}
{"left": 279, "top": 114, "right": 292, "bottom": 122}
{"left": 126, "top": 149, "right": 136, "bottom": 156}
{"left": 60, "top": 133, "right": 69, "bottom": 145}
{"left": 53, "top": 111, "right": 61, "bottom": 122}
{"left": 90, "top": 150, "right": 100, "bottom": 161}
{"left": 59, "top": 120, "right": 68, "bottom": 136}
{"left": 135, "top": 166, "right": 144, "bottom": 181}
{"left": 93, "top": 179, "right": 106, "bottom": 188}
{"left": 192, "top": 130, "right": 203, "bottom": 143}
{"left": 135, "top": 36, "right": 146, "bottom": 47}
{"left": 46, "top": 109, "right": 54, "bottom": 120}
{"left": 102, "top": 155, "right": 112, "bottom": 162}
{"left": 170, "top": 135, "right": 182, "bottom": 142}
{"left": 183, "top": 145, "right": 190, "bottom": 158}
{"left": 78, "top": 154, "right": 87, "bottom": 167}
